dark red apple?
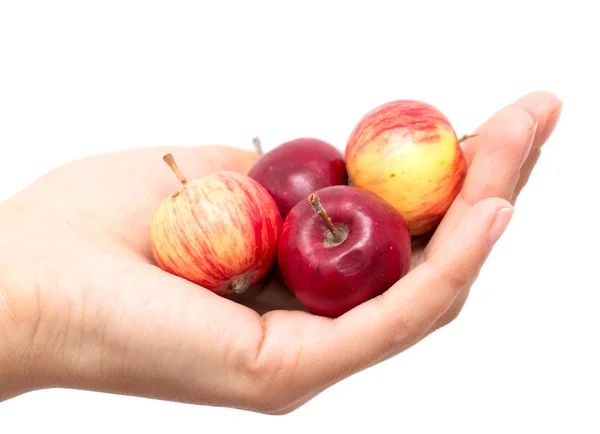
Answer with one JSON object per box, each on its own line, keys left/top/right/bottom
{"left": 247, "top": 137, "right": 348, "bottom": 219}
{"left": 277, "top": 185, "right": 412, "bottom": 318}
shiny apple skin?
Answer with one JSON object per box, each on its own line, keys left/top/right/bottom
{"left": 150, "top": 171, "right": 282, "bottom": 296}
{"left": 277, "top": 185, "right": 412, "bottom": 318}
{"left": 248, "top": 138, "right": 348, "bottom": 219}
{"left": 345, "top": 100, "right": 467, "bottom": 236}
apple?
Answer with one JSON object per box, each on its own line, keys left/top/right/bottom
{"left": 150, "top": 153, "right": 282, "bottom": 296}
{"left": 247, "top": 137, "right": 348, "bottom": 219}
{"left": 277, "top": 185, "right": 412, "bottom": 318}
{"left": 345, "top": 100, "right": 469, "bottom": 236}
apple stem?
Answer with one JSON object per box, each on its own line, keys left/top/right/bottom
{"left": 163, "top": 153, "right": 188, "bottom": 185}
{"left": 252, "top": 136, "right": 264, "bottom": 157}
{"left": 458, "top": 133, "right": 478, "bottom": 144}
{"left": 308, "top": 193, "right": 341, "bottom": 241}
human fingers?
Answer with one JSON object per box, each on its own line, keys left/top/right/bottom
{"left": 51, "top": 145, "right": 260, "bottom": 258}
{"left": 511, "top": 93, "right": 563, "bottom": 200}
{"left": 260, "top": 197, "right": 512, "bottom": 412}
{"left": 460, "top": 91, "right": 562, "bottom": 165}
{"left": 425, "top": 93, "right": 560, "bottom": 259}
{"left": 426, "top": 93, "right": 561, "bottom": 327}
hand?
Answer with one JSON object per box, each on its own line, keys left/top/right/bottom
{"left": 0, "top": 91, "right": 562, "bottom": 412}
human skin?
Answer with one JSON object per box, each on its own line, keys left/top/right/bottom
{"left": 0, "top": 91, "right": 562, "bottom": 413}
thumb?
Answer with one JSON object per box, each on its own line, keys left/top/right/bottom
{"left": 217, "top": 146, "right": 260, "bottom": 175}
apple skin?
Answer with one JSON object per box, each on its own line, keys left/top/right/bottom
{"left": 277, "top": 185, "right": 412, "bottom": 318}
{"left": 345, "top": 100, "right": 467, "bottom": 236}
{"left": 150, "top": 170, "right": 282, "bottom": 296}
{"left": 248, "top": 138, "right": 348, "bottom": 219}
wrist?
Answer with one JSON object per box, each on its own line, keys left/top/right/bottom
{"left": 0, "top": 206, "right": 40, "bottom": 401}
{"left": 0, "top": 291, "right": 35, "bottom": 401}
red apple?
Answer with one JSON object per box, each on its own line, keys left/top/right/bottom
{"left": 277, "top": 185, "right": 412, "bottom": 318}
{"left": 248, "top": 137, "right": 348, "bottom": 219}
{"left": 345, "top": 100, "right": 468, "bottom": 236}
{"left": 150, "top": 153, "right": 282, "bottom": 296}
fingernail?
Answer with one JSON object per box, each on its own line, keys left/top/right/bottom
{"left": 519, "top": 120, "right": 538, "bottom": 168}
{"left": 550, "top": 100, "right": 564, "bottom": 120}
{"left": 488, "top": 207, "right": 514, "bottom": 248}
{"left": 539, "top": 101, "right": 564, "bottom": 146}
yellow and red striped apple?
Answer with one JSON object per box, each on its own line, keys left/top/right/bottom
{"left": 150, "top": 154, "right": 282, "bottom": 296}
{"left": 345, "top": 100, "right": 468, "bottom": 236}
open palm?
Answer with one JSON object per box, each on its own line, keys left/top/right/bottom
{"left": 0, "top": 92, "right": 561, "bottom": 412}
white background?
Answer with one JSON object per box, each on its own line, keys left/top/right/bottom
{"left": 1, "top": 1, "right": 598, "bottom": 433}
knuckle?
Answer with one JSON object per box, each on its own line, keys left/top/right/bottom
{"left": 429, "top": 259, "right": 471, "bottom": 298}
{"left": 501, "top": 107, "right": 537, "bottom": 149}
{"left": 438, "top": 302, "right": 465, "bottom": 330}
{"left": 389, "top": 312, "right": 419, "bottom": 348}
{"left": 371, "top": 298, "right": 418, "bottom": 349}
{"left": 443, "top": 266, "right": 472, "bottom": 292}
{"left": 444, "top": 307, "right": 462, "bottom": 326}
{"left": 239, "top": 346, "right": 293, "bottom": 414}
{"left": 238, "top": 314, "right": 312, "bottom": 414}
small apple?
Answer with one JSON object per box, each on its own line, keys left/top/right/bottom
{"left": 150, "top": 153, "right": 282, "bottom": 296}
{"left": 345, "top": 100, "right": 469, "bottom": 236}
{"left": 277, "top": 185, "right": 412, "bottom": 318}
{"left": 248, "top": 137, "right": 348, "bottom": 219}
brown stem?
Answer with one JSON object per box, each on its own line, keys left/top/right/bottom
{"left": 458, "top": 133, "right": 478, "bottom": 144}
{"left": 308, "top": 193, "right": 340, "bottom": 240}
{"left": 252, "top": 136, "right": 264, "bottom": 157}
{"left": 163, "top": 153, "right": 188, "bottom": 185}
